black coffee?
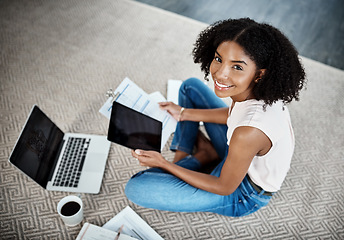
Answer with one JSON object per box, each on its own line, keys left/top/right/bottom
{"left": 61, "top": 201, "right": 80, "bottom": 216}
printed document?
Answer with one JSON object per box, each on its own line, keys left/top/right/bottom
{"left": 76, "top": 222, "right": 137, "bottom": 240}
{"left": 99, "top": 77, "right": 177, "bottom": 150}
{"left": 103, "top": 206, "right": 164, "bottom": 240}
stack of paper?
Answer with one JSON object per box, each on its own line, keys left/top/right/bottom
{"left": 75, "top": 206, "right": 164, "bottom": 240}
{"left": 103, "top": 206, "right": 164, "bottom": 240}
{"left": 99, "top": 77, "right": 181, "bottom": 151}
{"left": 76, "top": 223, "right": 136, "bottom": 240}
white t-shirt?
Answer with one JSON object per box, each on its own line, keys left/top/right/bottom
{"left": 226, "top": 99, "right": 295, "bottom": 192}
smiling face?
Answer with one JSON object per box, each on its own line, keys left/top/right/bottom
{"left": 210, "top": 41, "right": 263, "bottom": 102}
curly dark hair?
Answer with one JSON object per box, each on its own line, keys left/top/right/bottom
{"left": 193, "top": 18, "right": 306, "bottom": 105}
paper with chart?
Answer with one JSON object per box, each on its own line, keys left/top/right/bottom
{"left": 99, "top": 77, "right": 177, "bottom": 150}
{"left": 102, "top": 206, "right": 164, "bottom": 240}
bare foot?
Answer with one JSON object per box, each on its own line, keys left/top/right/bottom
{"left": 172, "top": 150, "right": 189, "bottom": 163}
{"left": 194, "top": 131, "right": 220, "bottom": 170}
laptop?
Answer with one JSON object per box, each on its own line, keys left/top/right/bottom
{"left": 107, "top": 101, "right": 162, "bottom": 152}
{"left": 9, "top": 105, "right": 111, "bottom": 194}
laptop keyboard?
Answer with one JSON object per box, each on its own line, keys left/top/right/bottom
{"left": 52, "top": 137, "right": 90, "bottom": 188}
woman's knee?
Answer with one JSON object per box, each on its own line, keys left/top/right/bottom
{"left": 180, "top": 77, "right": 202, "bottom": 92}
{"left": 178, "top": 78, "right": 207, "bottom": 105}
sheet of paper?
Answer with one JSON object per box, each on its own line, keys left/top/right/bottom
{"left": 76, "top": 222, "right": 137, "bottom": 240}
{"left": 99, "top": 77, "right": 177, "bottom": 150}
{"left": 99, "top": 97, "right": 114, "bottom": 120}
{"left": 167, "top": 79, "right": 182, "bottom": 104}
{"left": 149, "top": 91, "right": 166, "bottom": 103}
{"left": 103, "top": 206, "right": 164, "bottom": 240}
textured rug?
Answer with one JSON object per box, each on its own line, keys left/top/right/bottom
{"left": 1, "top": 0, "right": 343, "bottom": 239}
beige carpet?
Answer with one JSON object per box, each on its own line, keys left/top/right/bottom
{"left": 1, "top": 0, "right": 343, "bottom": 239}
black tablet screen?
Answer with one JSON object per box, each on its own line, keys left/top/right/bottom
{"left": 107, "top": 101, "right": 162, "bottom": 152}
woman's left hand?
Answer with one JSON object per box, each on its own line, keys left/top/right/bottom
{"left": 131, "top": 149, "right": 167, "bottom": 168}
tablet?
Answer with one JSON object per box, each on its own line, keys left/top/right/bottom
{"left": 107, "top": 101, "right": 162, "bottom": 152}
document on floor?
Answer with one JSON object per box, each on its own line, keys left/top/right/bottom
{"left": 99, "top": 77, "right": 177, "bottom": 151}
{"left": 102, "top": 206, "right": 164, "bottom": 240}
{"left": 75, "top": 222, "right": 137, "bottom": 240}
{"left": 167, "top": 79, "right": 182, "bottom": 104}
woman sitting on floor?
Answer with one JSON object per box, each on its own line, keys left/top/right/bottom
{"left": 125, "top": 18, "right": 306, "bottom": 217}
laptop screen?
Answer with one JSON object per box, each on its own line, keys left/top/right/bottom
{"left": 107, "top": 101, "right": 162, "bottom": 152}
{"left": 9, "top": 105, "right": 64, "bottom": 188}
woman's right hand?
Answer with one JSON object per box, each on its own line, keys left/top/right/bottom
{"left": 159, "top": 102, "right": 183, "bottom": 121}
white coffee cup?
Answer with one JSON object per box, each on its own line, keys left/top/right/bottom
{"left": 57, "top": 195, "right": 83, "bottom": 226}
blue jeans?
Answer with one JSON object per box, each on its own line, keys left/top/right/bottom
{"left": 125, "top": 78, "right": 272, "bottom": 217}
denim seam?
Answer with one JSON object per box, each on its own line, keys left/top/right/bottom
{"left": 202, "top": 197, "right": 268, "bottom": 217}
{"left": 170, "top": 144, "right": 193, "bottom": 155}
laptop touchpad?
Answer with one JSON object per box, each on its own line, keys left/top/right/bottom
{"left": 83, "top": 153, "right": 106, "bottom": 172}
